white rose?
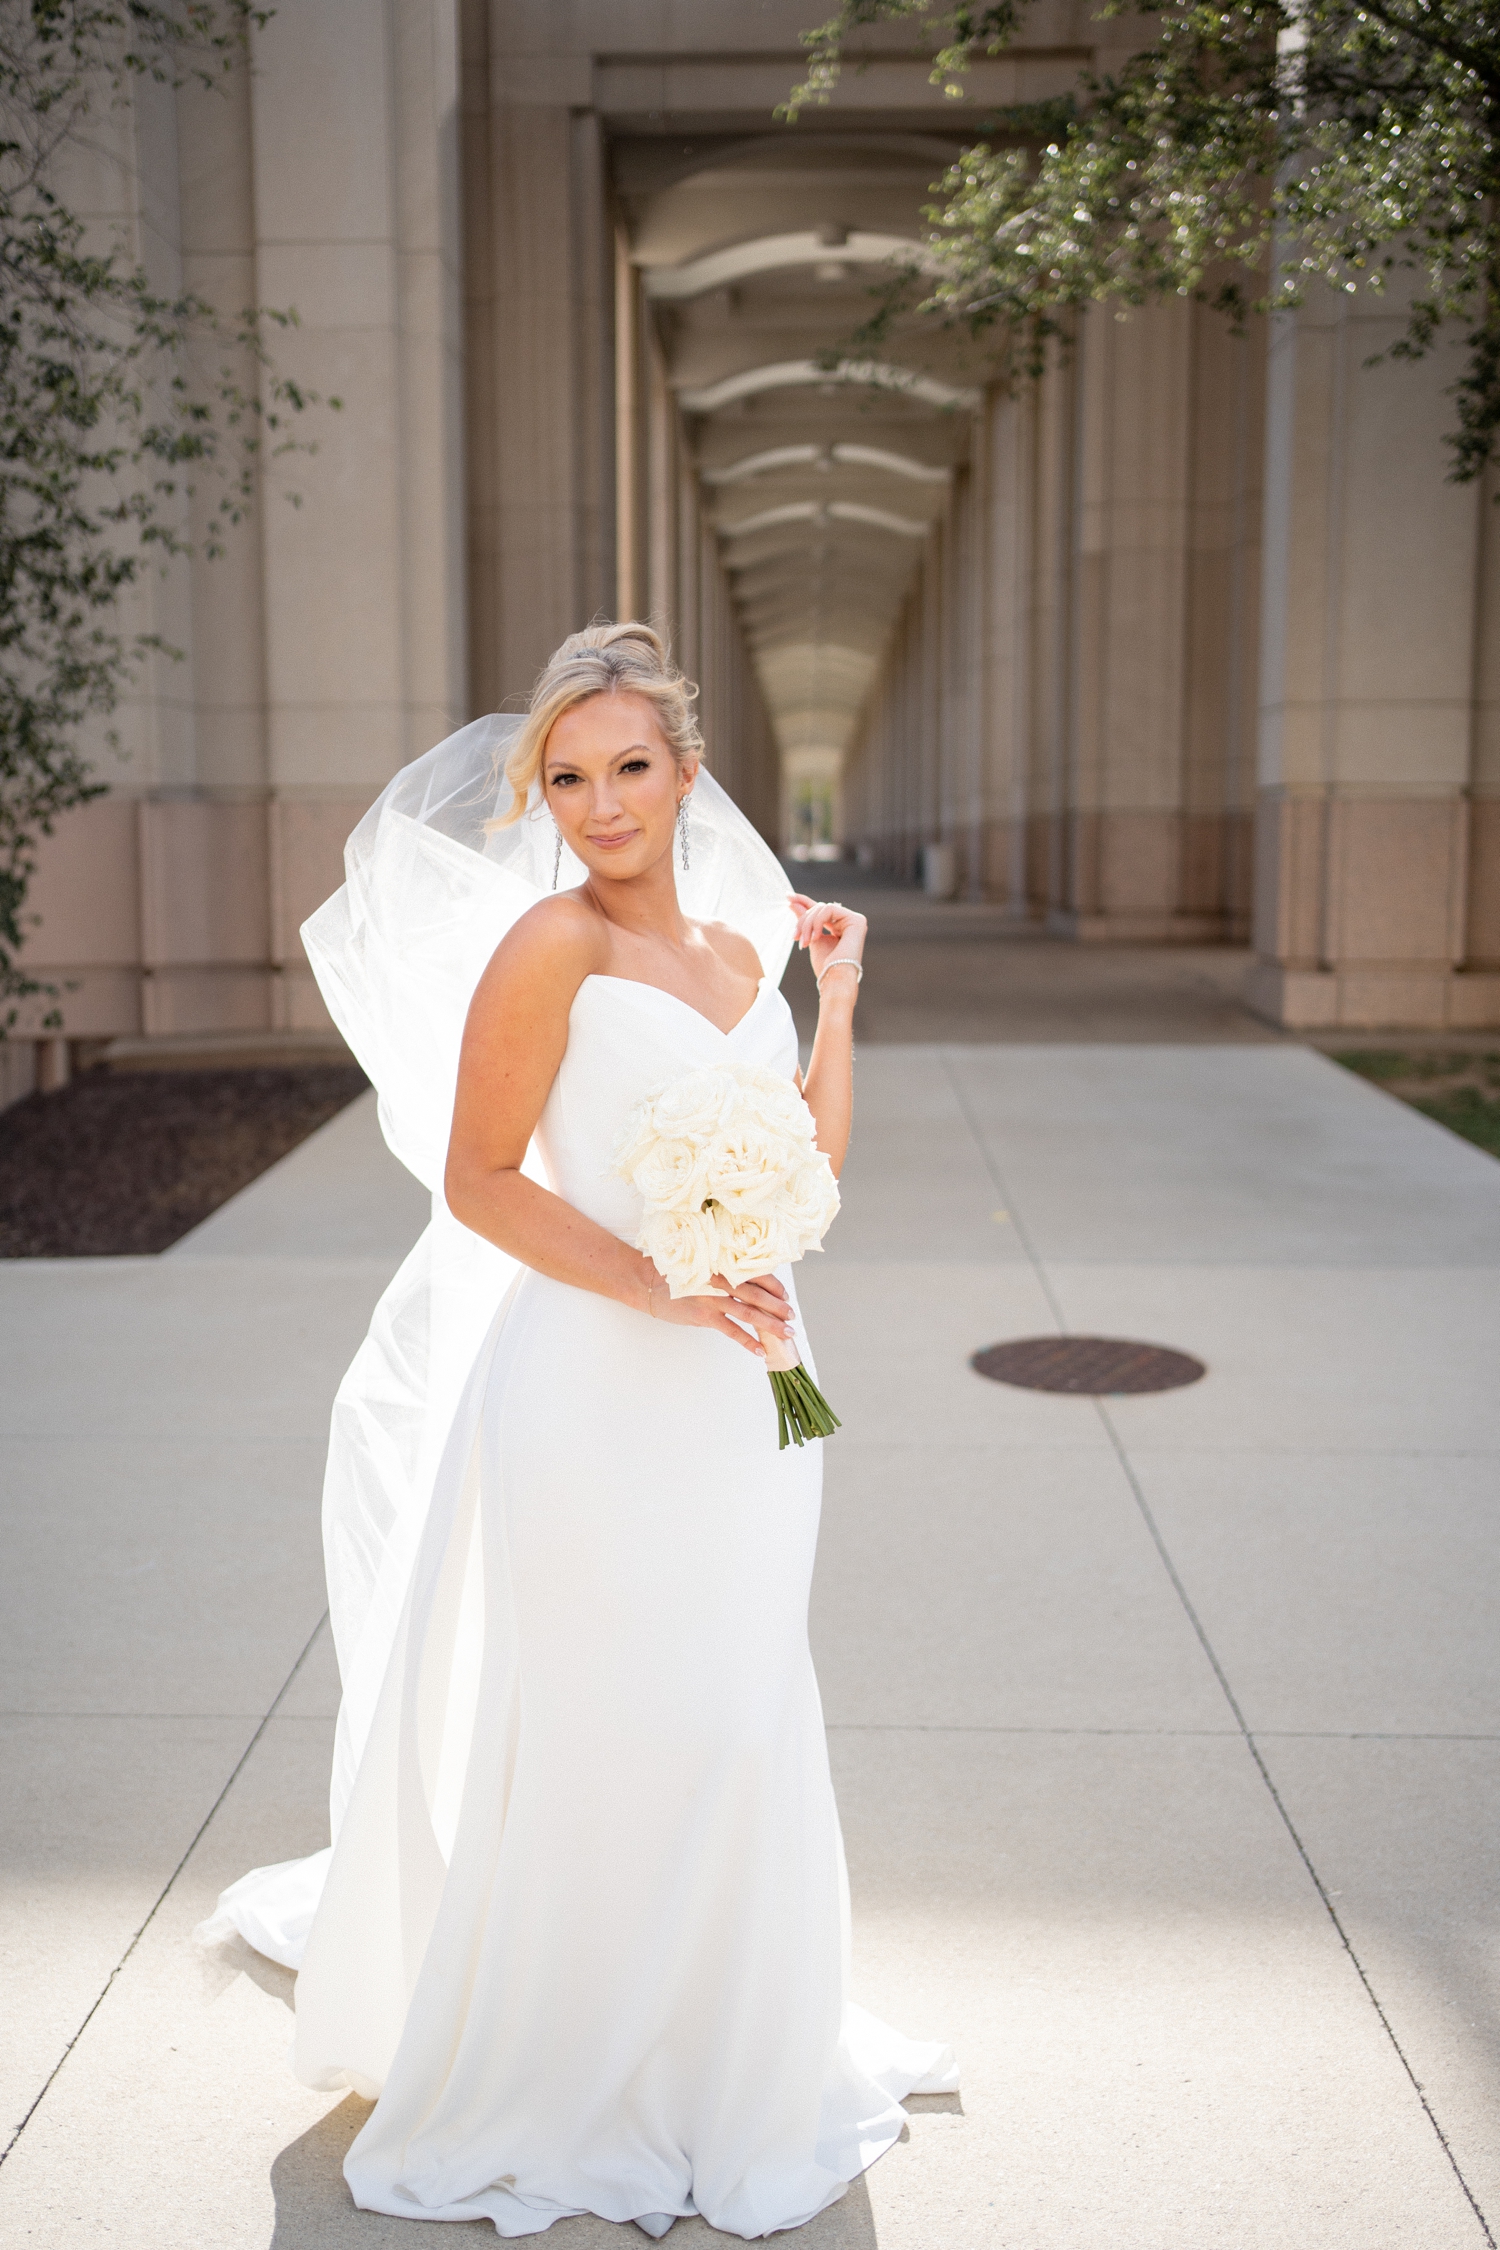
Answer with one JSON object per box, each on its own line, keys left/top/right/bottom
{"left": 631, "top": 1135, "right": 707, "bottom": 1212}
{"left": 728, "top": 1058, "right": 801, "bottom": 1107}
{"left": 650, "top": 1067, "right": 738, "bottom": 1143}
{"left": 610, "top": 1095, "right": 659, "bottom": 1181}
{"left": 735, "top": 1072, "right": 814, "bottom": 1148}
{"left": 780, "top": 1154, "right": 840, "bottom": 1248}
{"left": 712, "top": 1202, "right": 796, "bottom": 1284}
{"left": 640, "top": 1205, "right": 721, "bottom": 1297}
{"left": 702, "top": 1119, "right": 794, "bottom": 1213}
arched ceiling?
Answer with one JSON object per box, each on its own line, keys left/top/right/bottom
{"left": 616, "top": 133, "right": 990, "bottom": 806}
{"left": 643, "top": 228, "right": 935, "bottom": 302}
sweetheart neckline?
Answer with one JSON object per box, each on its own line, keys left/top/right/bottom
{"left": 579, "top": 972, "right": 769, "bottom": 1041}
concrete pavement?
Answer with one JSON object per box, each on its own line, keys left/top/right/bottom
{"left": 1, "top": 1040, "right": 1498, "bottom": 2246}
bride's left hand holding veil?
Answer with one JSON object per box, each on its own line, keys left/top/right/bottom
{"left": 786, "top": 890, "right": 867, "bottom": 1173}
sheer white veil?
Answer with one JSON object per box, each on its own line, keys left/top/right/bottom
{"left": 300, "top": 714, "right": 798, "bottom": 1867}
{"left": 308, "top": 712, "right": 798, "bottom": 1200}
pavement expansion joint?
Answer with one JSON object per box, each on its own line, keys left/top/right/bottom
{"left": 0, "top": 1609, "right": 330, "bottom": 2174}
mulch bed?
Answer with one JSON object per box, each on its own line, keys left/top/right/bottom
{"left": 1333, "top": 1049, "right": 1500, "bottom": 1159}
{"left": 0, "top": 1064, "right": 369, "bottom": 1256}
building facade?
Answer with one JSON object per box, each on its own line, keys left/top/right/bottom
{"left": 9, "top": 0, "right": 1498, "bottom": 1103}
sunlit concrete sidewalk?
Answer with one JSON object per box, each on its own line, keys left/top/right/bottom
{"left": 2, "top": 1043, "right": 1498, "bottom": 2248}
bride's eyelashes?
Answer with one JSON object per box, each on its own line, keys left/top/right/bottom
{"left": 547, "top": 754, "right": 654, "bottom": 790}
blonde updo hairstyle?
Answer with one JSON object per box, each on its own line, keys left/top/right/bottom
{"left": 492, "top": 621, "right": 704, "bottom": 827}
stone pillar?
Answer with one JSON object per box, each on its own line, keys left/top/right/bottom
{"left": 1469, "top": 467, "right": 1500, "bottom": 978}
{"left": 955, "top": 449, "right": 988, "bottom": 897}
{"left": 1023, "top": 298, "right": 1259, "bottom": 940}
{"left": 1182, "top": 305, "right": 1263, "bottom": 943}
{"left": 465, "top": 10, "right": 613, "bottom": 711}
{"left": 1024, "top": 342, "right": 1078, "bottom": 918}
{"left": 19, "top": 72, "right": 183, "bottom": 1047}
{"left": 1250, "top": 289, "right": 1500, "bottom": 1029}
{"left": 177, "top": 61, "right": 267, "bottom": 801}
{"left": 33, "top": 0, "right": 467, "bottom": 1043}
{"left": 1061, "top": 299, "right": 1195, "bottom": 938}
{"left": 248, "top": 0, "right": 466, "bottom": 1028}
{"left": 977, "top": 379, "right": 1030, "bottom": 907}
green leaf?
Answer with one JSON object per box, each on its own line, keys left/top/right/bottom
{"left": 790, "top": 0, "right": 1500, "bottom": 481}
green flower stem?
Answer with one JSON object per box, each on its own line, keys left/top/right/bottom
{"left": 768, "top": 1366, "right": 842, "bottom": 1450}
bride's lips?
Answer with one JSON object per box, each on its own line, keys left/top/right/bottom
{"left": 589, "top": 829, "right": 640, "bottom": 852}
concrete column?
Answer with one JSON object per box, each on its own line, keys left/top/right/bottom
{"left": 1026, "top": 342, "right": 1077, "bottom": 917}
{"left": 1063, "top": 301, "right": 1197, "bottom": 938}
{"left": 1251, "top": 289, "right": 1500, "bottom": 1029}
{"left": 958, "top": 449, "right": 988, "bottom": 898}
{"left": 920, "top": 530, "right": 943, "bottom": 846}
{"left": 392, "top": 0, "right": 469, "bottom": 757}
{"left": 1182, "top": 307, "right": 1263, "bottom": 943}
{"left": 676, "top": 453, "right": 703, "bottom": 683}
{"left": 176, "top": 62, "right": 267, "bottom": 800}
{"left": 973, "top": 387, "right": 1026, "bottom": 907}
{"left": 1049, "top": 298, "right": 1261, "bottom": 941}
{"left": 472, "top": 100, "right": 575, "bottom": 699}
{"left": 21, "top": 52, "right": 278, "bottom": 1045}
{"left": 1469, "top": 467, "right": 1500, "bottom": 974}
{"left": 645, "top": 323, "right": 677, "bottom": 632}
{"left": 612, "top": 227, "right": 644, "bottom": 625}
{"left": 980, "top": 370, "right": 1053, "bottom": 914}
{"left": 247, "top": 0, "right": 465, "bottom": 1030}
{"left": 467, "top": 11, "right": 613, "bottom": 709}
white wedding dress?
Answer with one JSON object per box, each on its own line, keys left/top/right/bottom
{"left": 201, "top": 717, "right": 956, "bottom": 2238}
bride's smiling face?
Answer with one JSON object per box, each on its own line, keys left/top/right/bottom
{"left": 543, "top": 690, "right": 696, "bottom": 883}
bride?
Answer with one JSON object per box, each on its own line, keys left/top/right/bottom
{"left": 204, "top": 623, "right": 956, "bottom": 2237}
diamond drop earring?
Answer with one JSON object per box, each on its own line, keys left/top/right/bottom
{"left": 551, "top": 818, "right": 563, "bottom": 891}
{"left": 677, "top": 795, "right": 691, "bottom": 874}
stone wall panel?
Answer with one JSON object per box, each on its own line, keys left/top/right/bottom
{"left": 1252, "top": 791, "right": 1324, "bottom": 965}
{"left": 274, "top": 794, "right": 378, "bottom": 962}
{"left": 139, "top": 801, "right": 270, "bottom": 970}
{"left": 1462, "top": 799, "right": 1500, "bottom": 971}
{"left": 25, "top": 799, "right": 142, "bottom": 971}
{"left": 1328, "top": 797, "right": 1463, "bottom": 968}
{"left": 145, "top": 967, "right": 273, "bottom": 1037}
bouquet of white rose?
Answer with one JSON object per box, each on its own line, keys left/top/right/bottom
{"left": 611, "top": 1060, "right": 843, "bottom": 1449}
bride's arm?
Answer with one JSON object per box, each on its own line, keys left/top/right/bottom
{"left": 444, "top": 905, "right": 794, "bottom": 1359}
{"left": 789, "top": 895, "right": 867, "bottom": 1176}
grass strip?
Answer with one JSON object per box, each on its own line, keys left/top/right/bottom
{"left": 1331, "top": 1049, "right": 1500, "bottom": 1160}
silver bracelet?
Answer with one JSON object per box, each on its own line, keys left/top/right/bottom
{"left": 816, "top": 957, "right": 864, "bottom": 993}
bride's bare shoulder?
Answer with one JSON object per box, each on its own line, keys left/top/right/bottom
{"left": 697, "top": 919, "right": 764, "bottom": 980}
{"left": 473, "top": 892, "right": 607, "bottom": 1012}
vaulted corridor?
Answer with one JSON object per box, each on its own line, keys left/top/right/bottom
{"left": 619, "top": 132, "right": 978, "bottom": 859}
{"left": 11, "top": 1, "right": 1498, "bottom": 1088}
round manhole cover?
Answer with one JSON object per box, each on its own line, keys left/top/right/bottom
{"left": 970, "top": 1336, "right": 1206, "bottom": 1395}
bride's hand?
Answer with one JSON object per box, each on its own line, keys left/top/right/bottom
{"left": 787, "top": 894, "right": 866, "bottom": 993}
{"left": 646, "top": 1266, "right": 796, "bottom": 1360}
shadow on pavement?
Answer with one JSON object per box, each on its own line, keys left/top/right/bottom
{"left": 197, "top": 1930, "right": 297, "bottom": 2012}
{"left": 269, "top": 2098, "right": 883, "bottom": 2248}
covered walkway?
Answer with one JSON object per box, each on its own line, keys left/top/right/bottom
{"left": 2, "top": 1023, "right": 1498, "bottom": 2246}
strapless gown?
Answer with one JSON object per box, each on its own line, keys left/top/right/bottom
{"left": 291, "top": 972, "right": 956, "bottom": 2237}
